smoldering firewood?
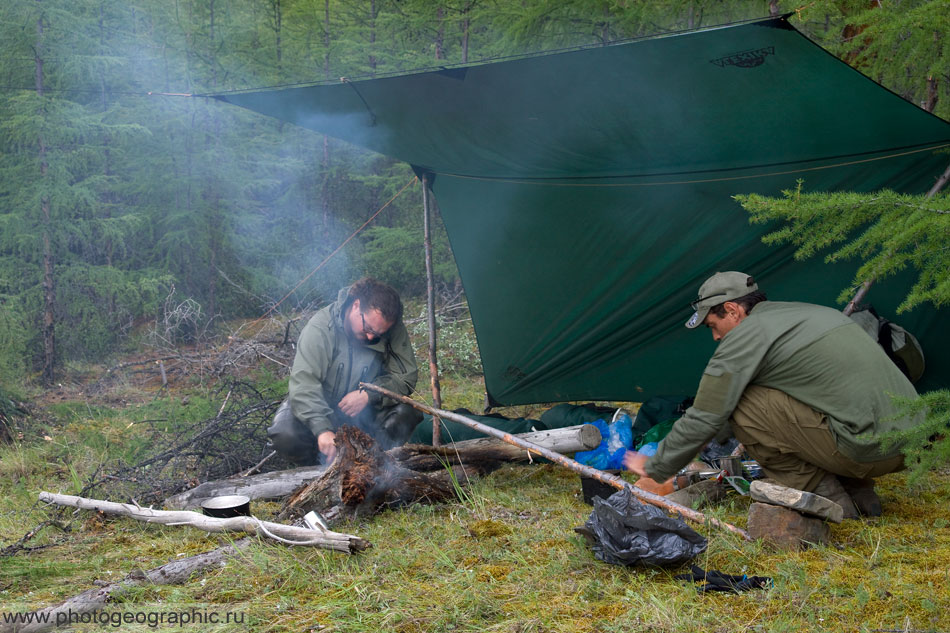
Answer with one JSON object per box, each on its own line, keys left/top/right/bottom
{"left": 278, "top": 426, "right": 485, "bottom": 523}
{"left": 165, "top": 424, "right": 599, "bottom": 511}
{"left": 0, "top": 539, "right": 254, "bottom": 633}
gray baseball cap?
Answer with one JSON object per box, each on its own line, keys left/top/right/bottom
{"left": 685, "top": 271, "right": 758, "bottom": 328}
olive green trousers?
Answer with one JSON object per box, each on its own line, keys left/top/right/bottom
{"left": 730, "top": 385, "right": 904, "bottom": 491}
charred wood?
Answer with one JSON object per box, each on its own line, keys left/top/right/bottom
{"left": 278, "top": 426, "right": 479, "bottom": 523}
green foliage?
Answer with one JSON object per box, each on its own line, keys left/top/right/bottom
{"left": 0, "top": 299, "right": 29, "bottom": 387}
{"left": 737, "top": 181, "right": 950, "bottom": 313}
{"left": 883, "top": 390, "right": 950, "bottom": 484}
{"left": 408, "top": 312, "right": 482, "bottom": 376}
{"left": 500, "top": 0, "right": 767, "bottom": 50}
{"left": 794, "top": 0, "right": 950, "bottom": 119}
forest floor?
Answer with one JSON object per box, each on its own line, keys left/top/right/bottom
{"left": 1, "top": 309, "right": 949, "bottom": 632}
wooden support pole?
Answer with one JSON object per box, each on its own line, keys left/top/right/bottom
{"left": 360, "top": 383, "right": 752, "bottom": 541}
{"left": 421, "top": 173, "right": 443, "bottom": 446}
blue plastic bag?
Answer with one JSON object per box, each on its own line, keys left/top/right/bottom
{"left": 575, "top": 419, "right": 610, "bottom": 468}
{"left": 575, "top": 415, "right": 634, "bottom": 470}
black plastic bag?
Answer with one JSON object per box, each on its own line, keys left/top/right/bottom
{"left": 579, "top": 488, "right": 707, "bottom": 567}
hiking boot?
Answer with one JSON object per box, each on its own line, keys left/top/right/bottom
{"left": 839, "top": 477, "right": 883, "bottom": 517}
{"left": 812, "top": 474, "right": 859, "bottom": 520}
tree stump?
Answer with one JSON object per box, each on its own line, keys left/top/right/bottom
{"left": 278, "top": 426, "right": 478, "bottom": 523}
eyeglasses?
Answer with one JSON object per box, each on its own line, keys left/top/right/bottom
{"left": 360, "top": 311, "right": 386, "bottom": 338}
{"left": 690, "top": 292, "right": 726, "bottom": 311}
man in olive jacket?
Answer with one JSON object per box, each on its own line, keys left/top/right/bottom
{"left": 624, "top": 271, "right": 921, "bottom": 518}
{"left": 267, "top": 278, "right": 421, "bottom": 465}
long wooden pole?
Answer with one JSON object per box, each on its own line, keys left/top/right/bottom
{"left": 360, "top": 383, "right": 751, "bottom": 541}
{"left": 421, "top": 174, "right": 443, "bottom": 445}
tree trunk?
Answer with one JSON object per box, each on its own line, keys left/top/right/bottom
{"left": 36, "top": 3, "right": 56, "bottom": 386}
{"left": 389, "top": 423, "right": 602, "bottom": 471}
{"left": 461, "top": 2, "right": 470, "bottom": 63}
{"left": 368, "top": 0, "right": 376, "bottom": 74}
{"left": 435, "top": 6, "right": 445, "bottom": 60}
{"left": 165, "top": 465, "right": 326, "bottom": 509}
{"left": 273, "top": 0, "right": 282, "bottom": 73}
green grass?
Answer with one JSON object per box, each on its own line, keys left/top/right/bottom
{"left": 2, "top": 312, "right": 949, "bottom": 632}
{"left": 3, "top": 457, "right": 949, "bottom": 632}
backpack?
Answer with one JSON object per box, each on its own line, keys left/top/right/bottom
{"left": 848, "top": 305, "right": 926, "bottom": 383}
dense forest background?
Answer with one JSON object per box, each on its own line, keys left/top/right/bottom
{"left": 0, "top": 0, "right": 946, "bottom": 388}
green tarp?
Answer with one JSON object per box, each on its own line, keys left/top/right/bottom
{"left": 215, "top": 16, "right": 950, "bottom": 405}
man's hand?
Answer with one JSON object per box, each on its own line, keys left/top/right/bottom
{"left": 337, "top": 390, "right": 370, "bottom": 417}
{"left": 622, "top": 450, "right": 651, "bottom": 477}
{"left": 317, "top": 430, "right": 337, "bottom": 464}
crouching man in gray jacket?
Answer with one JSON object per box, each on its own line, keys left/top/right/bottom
{"left": 268, "top": 278, "right": 422, "bottom": 465}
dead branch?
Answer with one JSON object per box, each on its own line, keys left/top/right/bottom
{"left": 0, "top": 519, "right": 69, "bottom": 557}
{"left": 39, "top": 492, "right": 370, "bottom": 553}
{"left": 926, "top": 159, "right": 950, "bottom": 198}
{"left": 0, "top": 539, "right": 255, "bottom": 633}
{"left": 242, "top": 450, "right": 276, "bottom": 477}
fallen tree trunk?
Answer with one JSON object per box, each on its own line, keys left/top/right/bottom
{"left": 278, "top": 426, "right": 487, "bottom": 523}
{"left": 0, "top": 538, "right": 253, "bottom": 633}
{"left": 164, "top": 465, "right": 325, "bottom": 510}
{"left": 389, "top": 423, "right": 601, "bottom": 471}
{"left": 164, "top": 424, "right": 599, "bottom": 510}
{"left": 39, "top": 492, "right": 370, "bottom": 553}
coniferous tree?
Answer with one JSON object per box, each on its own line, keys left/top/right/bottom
{"left": 0, "top": 0, "right": 159, "bottom": 381}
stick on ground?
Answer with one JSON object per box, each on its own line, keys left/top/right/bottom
{"left": 0, "top": 539, "right": 254, "bottom": 633}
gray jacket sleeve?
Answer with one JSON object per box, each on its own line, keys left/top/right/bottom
{"left": 365, "top": 320, "right": 418, "bottom": 407}
{"left": 288, "top": 316, "right": 336, "bottom": 437}
{"left": 645, "top": 321, "right": 769, "bottom": 482}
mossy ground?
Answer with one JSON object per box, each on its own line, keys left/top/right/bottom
{"left": 2, "top": 314, "right": 949, "bottom": 632}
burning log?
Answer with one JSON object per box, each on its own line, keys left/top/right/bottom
{"left": 278, "top": 426, "right": 487, "bottom": 523}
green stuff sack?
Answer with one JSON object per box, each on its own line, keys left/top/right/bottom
{"left": 631, "top": 395, "right": 693, "bottom": 448}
